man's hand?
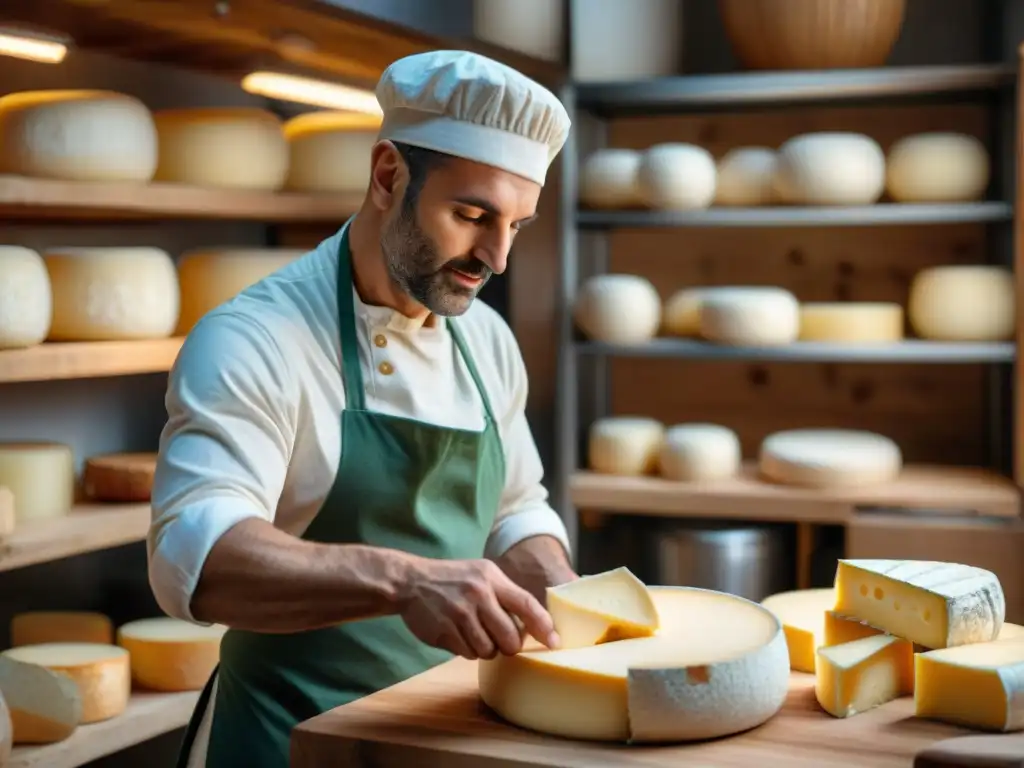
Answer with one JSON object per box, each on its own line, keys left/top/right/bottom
{"left": 495, "top": 535, "right": 578, "bottom": 606}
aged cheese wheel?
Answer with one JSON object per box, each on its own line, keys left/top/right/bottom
{"left": 0, "top": 246, "right": 51, "bottom": 350}
{"left": 0, "top": 89, "right": 157, "bottom": 182}
{"left": 637, "top": 144, "right": 716, "bottom": 210}
{"left": 579, "top": 149, "right": 642, "bottom": 208}
{"left": 715, "top": 147, "right": 777, "bottom": 206}
{"left": 773, "top": 133, "right": 886, "bottom": 205}
{"left": 11, "top": 612, "right": 114, "bottom": 647}
{"left": 798, "top": 302, "right": 904, "bottom": 343}
{"left": 479, "top": 585, "right": 790, "bottom": 742}
{"left": 661, "top": 288, "right": 707, "bottom": 337}
{"left": 658, "top": 424, "right": 741, "bottom": 482}
{"left": 283, "top": 110, "right": 381, "bottom": 193}
{"left": 886, "top": 132, "right": 989, "bottom": 203}
{"left": 699, "top": 287, "right": 800, "bottom": 346}
{"left": 152, "top": 107, "right": 289, "bottom": 190}
{"left": 0, "top": 690, "right": 10, "bottom": 765}
{"left": 547, "top": 567, "right": 659, "bottom": 649}
{"left": 83, "top": 452, "right": 157, "bottom": 502}
{"left": 117, "top": 617, "right": 226, "bottom": 691}
{"left": 908, "top": 265, "right": 1014, "bottom": 341}
{"left": 574, "top": 274, "right": 661, "bottom": 344}
{"left": 0, "top": 655, "right": 82, "bottom": 744}
{"left": 588, "top": 417, "right": 664, "bottom": 476}
{"left": 0, "top": 442, "right": 74, "bottom": 524}
{"left": 43, "top": 247, "right": 179, "bottom": 341}
{"left": 759, "top": 429, "right": 902, "bottom": 488}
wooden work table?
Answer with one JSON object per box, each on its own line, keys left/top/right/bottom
{"left": 290, "top": 657, "right": 1024, "bottom": 767}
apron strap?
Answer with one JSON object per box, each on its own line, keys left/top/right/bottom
{"left": 448, "top": 318, "right": 499, "bottom": 427}
{"left": 334, "top": 220, "right": 367, "bottom": 411}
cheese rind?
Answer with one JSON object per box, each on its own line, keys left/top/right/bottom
{"left": 11, "top": 612, "right": 114, "bottom": 647}
{"left": 815, "top": 634, "right": 914, "bottom": 718}
{"left": 283, "top": 111, "right": 380, "bottom": 193}
{"left": 834, "top": 559, "right": 1005, "bottom": 649}
{"left": 0, "top": 655, "right": 82, "bottom": 744}
{"left": 546, "top": 567, "right": 659, "bottom": 649}
{"left": 798, "top": 302, "right": 904, "bottom": 343}
{"left": 0, "top": 246, "right": 51, "bottom": 350}
{"left": 116, "top": 617, "right": 226, "bottom": 692}
{"left": 759, "top": 429, "right": 902, "bottom": 488}
{"left": 0, "top": 442, "right": 74, "bottom": 524}
{"left": 760, "top": 588, "right": 835, "bottom": 672}
{"left": 587, "top": 417, "right": 665, "bottom": 476}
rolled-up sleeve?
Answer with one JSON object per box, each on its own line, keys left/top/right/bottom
{"left": 148, "top": 311, "right": 297, "bottom": 623}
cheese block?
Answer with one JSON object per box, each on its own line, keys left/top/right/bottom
{"left": 0, "top": 442, "right": 74, "bottom": 524}
{"left": 661, "top": 288, "right": 705, "bottom": 337}
{"left": 283, "top": 110, "right": 381, "bottom": 193}
{"left": 773, "top": 132, "right": 886, "bottom": 206}
{"left": 759, "top": 429, "right": 902, "bottom": 488}
{"left": 699, "top": 287, "right": 800, "bottom": 346}
{"left": 0, "top": 691, "right": 10, "bottom": 765}
{"left": 834, "top": 559, "right": 1005, "bottom": 649}
{"left": 0, "top": 89, "right": 157, "bottom": 182}
{"left": 117, "top": 617, "right": 226, "bottom": 691}
{"left": 637, "top": 144, "right": 717, "bottom": 210}
{"left": 908, "top": 266, "right": 1014, "bottom": 342}
{"left": 0, "top": 654, "right": 82, "bottom": 744}
{"left": 886, "top": 132, "right": 990, "bottom": 203}
{"left": 43, "top": 247, "right": 179, "bottom": 341}
{"left": 82, "top": 452, "right": 157, "bottom": 502}
{"left": 760, "top": 587, "right": 834, "bottom": 672}
{"left": 0, "top": 245, "right": 51, "bottom": 350}
{"left": 152, "top": 107, "right": 289, "bottom": 190}
{"left": 823, "top": 611, "right": 882, "bottom": 647}
{"left": 2, "top": 643, "right": 130, "bottom": 724}
{"left": 479, "top": 586, "right": 790, "bottom": 742}
{"left": 588, "top": 417, "right": 665, "bottom": 476}
{"left": 546, "top": 567, "right": 659, "bottom": 649}
{"left": 915, "top": 639, "right": 1024, "bottom": 732}
{"left": 580, "top": 149, "right": 643, "bottom": 209}
{"left": 11, "top": 612, "right": 114, "bottom": 647}
{"left": 657, "top": 423, "right": 740, "bottom": 482}
{"left": 714, "top": 147, "right": 777, "bottom": 206}
{"left": 574, "top": 274, "right": 661, "bottom": 344}
{"left": 175, "top": 248, "right": 305, "bottom": 335}
{"left": 815, "top": 634, "right": 914, "bottom": 718}
{"left": 798, "top": 302, "right": 904, "bottom": 343}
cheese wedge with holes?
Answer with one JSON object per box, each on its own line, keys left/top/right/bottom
{"left": 547, "top": 567, "right": 659, "bottom": 649}
{"left": 117, "top": 617, "right": 226, "bottom": 691}
{"left": 834, "top": 559, "right": 1004, "bottom": 649}
{"left": 11, "top": 612, "right": 113, "bottom": 647}
{"left": 815, "top": 634, "right": 914, "bottom": 718}
{"left": 761, "top": 588, "right": 834, "bottom": 672}
{"left": 479, "top": 586, "right": 790, "bottom": 743}
{"left": 0, "top": 655, "right": 82, "bottom": 744}
{"left": 823, "top": 611, "right": 883, "bottom": 647}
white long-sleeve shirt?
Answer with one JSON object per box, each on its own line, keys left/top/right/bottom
{"left": 147, "top": 226, "right": 571, "bottom": 623}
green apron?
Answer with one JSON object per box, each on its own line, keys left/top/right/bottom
{"left": 175, "top": 220, "right": 506, "bottom": 767}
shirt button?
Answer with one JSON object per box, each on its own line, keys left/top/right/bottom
{"left": 378, "top": 361, "right": 394, "bottom": 376}
{"left": 374, "top": 334, "right": 387, "bottom": 348}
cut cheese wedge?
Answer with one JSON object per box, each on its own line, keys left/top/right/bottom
{"left": 0, "top": 655, "right": 82, "bottom": 744}
{"left": 0, "top": 691, "right": 10, "bottom": 765}
{"left": 815, "top": 634, "right": 914, "bottom": 718}
{"left": 834, "top": 559, "right": 1004, "bottom": 649}
{"left": 479, "top": 586, "right": 789, "bottom": 743}
{"left": 915, "top": 639, "right": 1024, "bottom": 732}
{"left": 2, "top": 643, "right": 129, "bottom": 724}
{"left": 11, "top": 611, "right": 114, "bottom": 647}
{"left": 546, "top": 567, "right": 659, "bottom": 649}
{"left": 823, "top": 610, "right": 883, "bottom": 647}
{"left": 761, "top": 587, "right": 833, "bottom": 672}
{"left": 117, "top": 617, "right": 226, "bottom": 691}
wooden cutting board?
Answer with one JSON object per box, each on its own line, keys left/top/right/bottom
{"left": 291, "top": 657, "right": 1019, "bottom": 767}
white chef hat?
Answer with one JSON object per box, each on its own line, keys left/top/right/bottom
{"left": 375, "top": 50, "right": 571, "bottom": 186}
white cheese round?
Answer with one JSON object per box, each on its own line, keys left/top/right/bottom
{"left": 886, "top": 132, "right": 990, "bottom": 203}
{"left": 637, "top": 143, "right": 716, "bottom": 210}
{"left": 908, "top": 265, "right": 1014, "bottom": 341}
{"left": 715, "top": 147, "right": 777, "bottom": 206}
{"left": 588, "top": 417, "right": 665, "bottom": 476}
{"left": 661, "top": 287, "right": 706, "bottom": 337}
{"left": 0, "top": 442, "right": 75, "bottom": 524}
{"left": 658, "top": 423, "right": 741, "bottom": 482}
{"left": 759, "top": 429, "right": 902, "bottom": 488}
{"left": 798, "top": 302, "right": 904, "bottom": 343}
{"left": 283, "top": 110, "right": 381, "bottom": 193}
{"left": 579, "top": 149, "right": 642, "bottom": 209}
{"left": 574, "top": 274, "right": 661, "bottom": 344}
{"left": 0, "top": 246, "right": 51, "bottom": 350}
{"left": 773, "top": 132, "right": 886, "bottom": 206}
{"left": 0, "top": 89, "right": 158, "bottom": 182}
{"left": 699, "top": 287, "right": 800, "bottom": 346}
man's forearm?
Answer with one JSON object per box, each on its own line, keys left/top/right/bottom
{"left": 494, "top": 534, "right": 577, "bottom": 604}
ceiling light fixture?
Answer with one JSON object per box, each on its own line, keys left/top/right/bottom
{"left": 241, "top": 71, "right": 382, "bottom": 116}
{"left": 0, "top": 27, "right": 69, "bottom": 64}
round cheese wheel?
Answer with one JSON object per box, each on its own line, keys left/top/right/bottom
{"left": 574, "top": 274, "right": 661, "bottom": 344}
{"left": 661, "top": 287, "right": 706, "bottom": 337}
{"left": 11, "top": 612, "right": 114, "bottom": 647}
{"left": 588, "top": 417, "right": 665, "bottom": 476}
{"left": 0, "top": 442, "right": 74, "bottom": 524}
{"left": 773, "top": 133, "right": 886, "bottom": 206}
{"left": 658, "top": 423, "right": 741, "bottom": 482}
{"left": 715, "top": 147, "right": 777, "bottom": 206}
{"left": 82, "top": 452, "right": 157, "bottom": 502}
{"left": 42, "top": 247, "right": 179, "bottom": 341}
{"left": 908, "top": 265, "right": 1013, "bottom": 341}
{"left": 886, "top": 132, "right": 990, "bottom": 203}
{"left": 0, "top": 690, "right": 10, "bottom": 766}
{"left": 798, "top": 302, "right": 904, "bottom": 343}
{"left": 636, "top": 144, "right": 716, "bottom": 210}
{"left": 479, "top": 586, "right": 790, "bottom": 742}
{"left": 0, "top": 655, "right": 82, "bottom": 745}
{"left": 0, "top": 89, "right": 157, "bottom": 182}
{"left": 699, "top": 287, "right": 800, "bottom": 346}
{"left": 761, "top": 588, "right": 835, "bottom": 673}
{"left": 579, "top": 149, "right": 642, "bottom": 208}
{"left": 0, "top": 246, "right": 51, "bottom": 350}
{"left": 117, "top": 617, "right": 226, "bottom": 692}
{"left": 152, "top": 107, "right": 289, "bottom": 190}
{"left": 283, "top": 110, "right": 381, "bottom": 193}
{"left": 759, "top": 429, "right": 902, "bottom": 488}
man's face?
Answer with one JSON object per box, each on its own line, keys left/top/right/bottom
{"left": 379, "top": 153, "right": 541, "bottom": 317}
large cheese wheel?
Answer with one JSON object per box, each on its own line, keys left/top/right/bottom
{"left": 759, "top": 429, "right": 902, "bottom": 488}
{"left": 0, "top": 655, "right": 82, "bottom": 744}
{"left": 908, "top": 265, "right": 1014, "bottom": 341}
{"left": 176, "top": 248, "right": 305, "bottom": 335}
{"left": 798, "top": 302, "right": 904, "bottom": 343}
{"left": 661, "top": 287, "right": 707, "bottom": 337}
{"left": 0, "top": 246, "right": 51, "bottom": 350}
{"left": 479, "top": 586, "right": 790, "bottom": 742}
{"left": 588, "top": 417, "right": 664, "bottom": 476}
{"left": 43, "top": 247, "right": 179, "bottom": 341}
{"left": 761, "top": 588, "right": 835, "bottom": 673}
{"left": 699, "top": 287, "right": 800, "bottom": 346}
{"left": 658, "top": 423, "right": 741, "bottom": 482}
{"left": 886, "top": 133, "right": 990, "bottom": 203}
{"left": 636, "top": 144, "right": 716, "bottom": 210}
{"left": 82, "top": 452, "right": 157, "bottom": 502}
{"left": 0, "top": 691, "right": 10, "bottom": 764}
{"left": 0, "top": 90, "right": 157, "bottom": 182}
{"left": 117, "top": 617, "right": 226, "bottom": 691}
{"left": 283, "top": 110, "right": 381, "bottom": 193}
{"left": 0, "top": 442, "right": 74, "bottom": 524}
{"left": 152, "top": 108, "right": 289, "bottom": 190}
{"left": 574, "top": 274, "right": 661, "bottom": 344}
{"left": 714, "top": 147, "right": 777, "bottom": 206}
{"left": 11, "top": 612, "right": 114, "bottom": 647}
{"left": 546, "top": 567, "right": 659, "bottom": 649}
{"left": 579, "top": 149, "right": 642, "bottom": 208}
{"left": 773, "top": 133, "right": 886, "bottom": 206}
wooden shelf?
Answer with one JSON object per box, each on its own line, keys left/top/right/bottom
{"left": 0, "top": 175, "right": 362, "bottom": 221}
{"left": 0, "top": 503, "right": 152, "bottom": 573}
{"left": 9, "top": 690, "right": 199, "bottom": 768}
{"left": 570, "top": 464, "right": 1021, "bottom": 523}
{"left": 0, "top": 339, "right": 184, "bottom": 384}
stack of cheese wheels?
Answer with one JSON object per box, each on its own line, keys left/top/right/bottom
{"left": 908, "top": 265, "right": 1014, "bottom": 341}
{"left": 0, "top": 654, "right": 82, "bottom": 744}
{"left": 886, "top": 132, "right": 990, "bottom": 203}
{"left": 283, "top": 111, "right": 382, "bottom": 193}
{"left": 11, "top": 612, "right": 114, "bottom": 647}
{"left": 479, "top": 566, "right": 790, "bottom": 741}
{"left": 759, "top": 429, "right": 902, "bottom": 488}
{"left": 714, "top": 147, "right": 777, "bottom": 206}
{"left": 773, "top": 132, "right": 886, "bottom": 206}
{"left": 573, "top": 274, "right": 661, "bottom": 344}
{"left": 658, "top": 423, "right": 741, "bottom": 482}
{"left": 82, "top": 452, "right": 158, "bottom": 502}
{"left": 636, "top": 143, "right": 716, "bottom": 210}
{"left": 0, "top": 442, "right": 74, "bottom": 524}
{"left": 0, "top": 245, "right": 51, "bottom": 350}
{"left": 798, "top": 302, "right": 904, "bottom": 343}
{"left": 117, "top": 617, "right": 226, "bottom": 691}
{"left": 588, "top": 417, "right": 665, "bottom": 476}
{"left": 579, "top": 149, "right": 643, "bottom": 209}
{"left": 699, "top": 286, "right": 800, "bottom": 346}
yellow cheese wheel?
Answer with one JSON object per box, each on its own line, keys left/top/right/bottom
{"left": 798, "top": 302, "right": 904, "bottom": 343}
{"left": 0, "top": 655, "right": 82, "bottom": 744}
{"left": 283, "top": 111, "right": 381, "bottom": 193}
{"left": 908, "top": 265, "right": 1014, "bottom": 341}
{"left": 117, "top": 617, "right": 226, "bottom": 691}
{"left": 82, "top": 452, "right": 157, "bottom": 502}
{"left": 11, "top": 612, "right": 114, "bottom": 647}
{"left": 0, "top": 442, "right": 74, "bottom": 524}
